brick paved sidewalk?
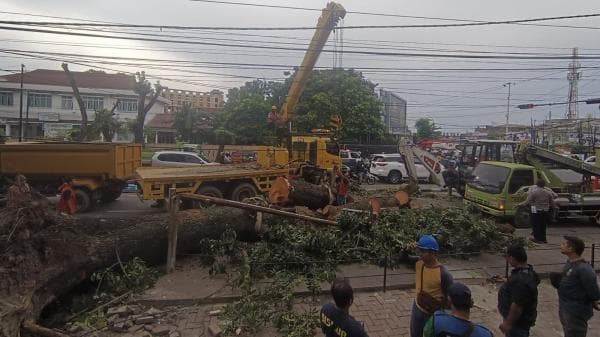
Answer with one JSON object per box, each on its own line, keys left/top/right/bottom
{"left": 142, "top": 280, "right": 598, "bottom": 337}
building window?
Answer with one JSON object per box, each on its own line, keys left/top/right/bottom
{"left": 61, "top": 96, "right": 73, "bottom": 109}
{"left": 28, "top": 93, "right": 52, "bottom": 108}
{"left": 0, "top": 92, "right": 13, "bottom": 106}
{"left": 82, "top": 96, "right": 104, "bottom": 111}
{"left": 116, "top": 99, "right": 138, "bottom": 112}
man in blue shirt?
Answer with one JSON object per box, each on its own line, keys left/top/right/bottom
{"left": 423, "top": 282, "right": 493, "bottom": 337}
{"left": 320, "top": 278, "right": 369, "bottom": 337}
{"left": 553, "top": 236, "right": 600, "bottom": 337}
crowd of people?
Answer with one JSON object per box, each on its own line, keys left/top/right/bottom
{"left": 320, "top": 235, "right": 600, "bottom": 337}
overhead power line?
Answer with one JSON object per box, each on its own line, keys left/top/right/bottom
{"left": 2, "top": 27, "right": 600, "bottom": 60}
{"left": 1, "top": 12, "right": 600, "bottom": 30}
{"left": 5, "top": 48, "right": 600, "bottom": 71}
{"left": 188, "top": 0, "right": 600, "bottom": 30}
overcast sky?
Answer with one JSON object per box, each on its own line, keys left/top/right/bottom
{"left": 1, "top": 0, "right": 600, "bottom": 132}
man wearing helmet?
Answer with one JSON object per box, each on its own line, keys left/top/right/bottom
{"left": 410, "top": 235, "right": 454, "bottom": 337}
{"left": 267, "top": 105, "right": 280, "bottom": 125}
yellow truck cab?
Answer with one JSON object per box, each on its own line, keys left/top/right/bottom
{"left": 290, "top": 134, "right": 341, "bottom": 171}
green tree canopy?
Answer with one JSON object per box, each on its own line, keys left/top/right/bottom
{"left": 218, "top": 70, "right": 385, "bottom": 144}
{"left": 292, "top": 69, "right": 383, "bottom": 143}
{"left": 415, "top": 118, "right": 441, "bottom": 140}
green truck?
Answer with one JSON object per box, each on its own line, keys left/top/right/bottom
{"left": 463, "top": 144, "right": 600, "bottom": 227}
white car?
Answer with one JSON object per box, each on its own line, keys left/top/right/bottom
{"left": 151, "top": 151, "right": 216, "bottom": 167}
{"left": 369, "top": 153, "right": 431, "bottom": 184}
{"left": 585, "top": 156, "right": 596, "bottom": 165}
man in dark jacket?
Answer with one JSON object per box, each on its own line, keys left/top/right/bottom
{"left": 554, "top": 236, "right": 600, "bottom": 337}
{"left": 320, "top": 278, "right": 369, "bottom": 337}
{"left": 498, "top": 244, "right": 540, "bottom": 337}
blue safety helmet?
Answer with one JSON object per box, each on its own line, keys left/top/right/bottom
{"left": 416, "top": 235, "right": 439, "bottom": 252}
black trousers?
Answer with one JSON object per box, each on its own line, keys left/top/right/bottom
{"left": 530, "top": 211, "right": 549, "bottom": 242}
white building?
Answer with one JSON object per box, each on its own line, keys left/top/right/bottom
{"left": 0, "top": 69, "right": 168, "bottom": 141}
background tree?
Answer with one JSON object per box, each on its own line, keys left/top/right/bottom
{"left": 292, "top": 69, "right": 384, "bottom": 143}
{"left": 89, "top": 101, "right": 122, "bottom": 142}
{"left": 173, "top": 102, "right": 198, "bottom": 143}
{"left": 133, "top": 72, "right": 163, "bottom": 144}
{"left": 217, "top": 79, "right": 286, "bottom": 145}
{"left": 415, "top": 118, "right": 441, "bottom": 140}
{"left": 217, "top": 71, "right": 385, "bottom": 145}
{"left": 61, "top": 63, "right": 88, "bottom": 141}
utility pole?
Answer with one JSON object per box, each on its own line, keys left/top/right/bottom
{"left": 18, "top": 64, "right": 24, "bottom": 142}
{"left": 566, "top": 47, "right": 581, "bottom": 119}
{"left": 503, "top": 82, "right": 515, "bottom": 138}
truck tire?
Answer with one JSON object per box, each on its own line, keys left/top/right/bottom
{"left": 100, "top": 190, "right": 122, "bottom": 203}
{"left": 75, "top": 188, "right": 93, "bottom": 213}
{"left": 387, "top": 170, "right": 402, "bottom": 184}
{"left": 231, "top": 183, "right": 258, "bottom": 202}
{"left": 183, "top": 185, "right": 224, "bottom": 209}
{"left": 196, "top": 185, "right": 224, "bottom": 199}
{"left": 513, "top": 207, "right": 531, "bottom": 228}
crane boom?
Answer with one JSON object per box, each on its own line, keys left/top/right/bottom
{"left": 280, "top": 2, "right": 346, "bottom": 122}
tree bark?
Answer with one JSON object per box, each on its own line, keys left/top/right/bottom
{"left": 0, "top": 207, "right": 259, "bottom": 337}
{"left": 269, "top": 177, "right": 333, "bottom": 210}
{"left": 61, "top": 63, "right": 88, "bottom": 141}
{"left": 134, "top": 82, "right": 163, "bottom": 145}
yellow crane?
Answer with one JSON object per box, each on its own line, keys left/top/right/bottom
{"left": 279, "top": 2, "right": 346, "bottom": 123}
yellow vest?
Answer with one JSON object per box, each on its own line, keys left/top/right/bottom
{"left": 415, "top": 260, "right": 444, "bottom": 312}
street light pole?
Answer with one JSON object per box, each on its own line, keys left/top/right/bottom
{"left": 503, "top": 82, "right": 515, "bottom": 138}
{"left": 18, "top": 64, "right": 24, "bottom": 142}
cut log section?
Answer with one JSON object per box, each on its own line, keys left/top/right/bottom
{"left": 269, "top": 177, "right": 333, "bottom": 210}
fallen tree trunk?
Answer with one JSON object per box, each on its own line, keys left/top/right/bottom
{"left": 0, "top": 207, "right": 260, "bottom": 337}
{"left": 269, "top": 177, "right": 332, "bottom": 210}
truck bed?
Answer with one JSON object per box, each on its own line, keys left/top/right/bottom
{"left": 0, "top": 142, "right": 141, "bottom": 179}
{"left": 136, "top": 164, "right": 288, "bottom": 181}
{"left": 135, "top": 164, "right": 289, "bottom": 201}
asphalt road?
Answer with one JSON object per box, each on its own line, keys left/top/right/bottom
{"left": 79, "top": 182, "right": 442, "bottom": 218}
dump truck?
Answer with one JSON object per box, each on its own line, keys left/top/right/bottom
{"left": 463, "top": 143, "right": 600, "bottom": 227}
{"left": 0, "top": 142, "right": 141, "bottom": 212}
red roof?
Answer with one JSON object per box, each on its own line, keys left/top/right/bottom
{"left": 147, "top": 113, "right": 175, "bottom": 130}
{"left": 0, "top": 69, "right": 134, "bottom": 91}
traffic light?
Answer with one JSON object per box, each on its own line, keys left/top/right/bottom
{"left": 329, "top": 113, "right": 342, "bottom": 130}
{"left": 586, "top": 98, "right": 600, "bottom": 104}
{"left": 518, "top": 104, "right": 535, "bottom": 109}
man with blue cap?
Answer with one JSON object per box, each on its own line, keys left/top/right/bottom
{"left": 423, "top": 282, "right": 493, "bottom": 337}
{"left": 410, "top": 235, "right": 454, "bottom": 337}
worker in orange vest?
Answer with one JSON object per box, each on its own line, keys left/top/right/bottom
{"left": 58, "top": 177, "right": 78, "bottom": 214}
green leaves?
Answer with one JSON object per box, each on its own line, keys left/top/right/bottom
{"left": 201, "top": 207, "right": 522, "bottom": 336}
{"left": 415, "top": 118, "right": 442, "bottom": 140}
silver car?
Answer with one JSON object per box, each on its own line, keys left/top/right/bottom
{"left": 151, "top": 151, "right": 215, "bottom": 167}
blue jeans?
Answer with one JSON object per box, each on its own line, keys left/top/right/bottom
{"left": 506, "top": 326, "right": 530, "bottom": 337}
{"left": 336, "top": 195, "right": 347, "bottom": 205}
{"left": 559, "top": 306, "right": 589, "bottom": 337}
{"left": 410, "top": 302, "right": 431, "bottom": 337}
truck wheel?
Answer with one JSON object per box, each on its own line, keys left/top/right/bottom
{"left": 231, "top": 183, "right": 258, "bottom": 202}
{"left": 196, "top": 185, "right": 223, "bottom": 198}
{"left": 75, "top": 188, "right": 93, "bottom": 213}
{"left": 513, "top": 207, "right": 531, "bottom": 228}
{"left": 185, "top": 185, "right": 224, "bottom": 209}
{"left": 387, "top": 170, "right": 402, "bottom": 184}
{"left": 100, "top": 190, "right": 122, "bottom": 203}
